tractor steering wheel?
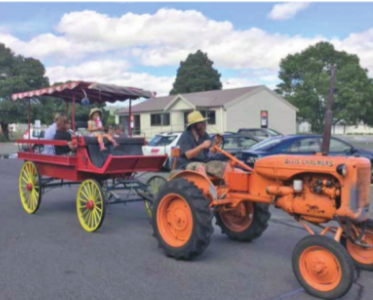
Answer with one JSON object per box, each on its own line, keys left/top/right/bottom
{"left": 209, "top": 134, "right": 224, "bottom": 157}
{"left": 212, "top": 134, "right": 225, "bottom": 151}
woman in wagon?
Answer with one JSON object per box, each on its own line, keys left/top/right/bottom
{"left": 176, "top": 110, "right": 226, "bottom": 179}
{"left": 88, "top": 108, "right": 118, "bottom": 151}
{"left": 42, "top": 111, "right": 64, "bottom": 155}
{"left": 54, "top": 116, "right": 77, "bottom": 155}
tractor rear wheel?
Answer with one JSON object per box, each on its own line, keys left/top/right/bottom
{"left": 215, "top": 201, "right": 270, "bottom": 242}
{"left": 292, "top": 235, "right": 354, "bottom": 300}
{"left": 341, "top": 219, "right": 373, "bottom": 271}
{"left": 152, "top": 178, "right": 213, "bottom": 260}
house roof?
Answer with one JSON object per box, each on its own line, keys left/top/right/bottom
{"left": 116, "top": 85, "right": 297, "bottom": 115}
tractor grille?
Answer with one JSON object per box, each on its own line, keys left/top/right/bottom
{"left": 356, "top": 168, "right": 370, "bottom": 210}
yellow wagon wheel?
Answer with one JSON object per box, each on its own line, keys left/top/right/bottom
{"left": 76, "top": 179, "right": 106, "bottom": 232}
{"left": 19, "top": 161, "right": 42, "bottom": 214}
{"left": 144, "top": 176, "right": 167, "bottom": 219}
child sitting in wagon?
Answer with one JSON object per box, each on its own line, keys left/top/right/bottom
{"left": 88, "top": 108, "right": 118, "bottom": 151}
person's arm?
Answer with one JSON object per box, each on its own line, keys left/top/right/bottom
{"left": 63, "top": 133, "right": 76, "bottom": 151}
{"left": 185, "top": 140, "right": 211, "bottom": 159}
{"left": 67, "top": 141, "right": 76, "bottom": 151}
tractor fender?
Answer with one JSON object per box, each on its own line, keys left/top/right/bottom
{"left": 168, "top": 170, "right": 217, "bottom": 200}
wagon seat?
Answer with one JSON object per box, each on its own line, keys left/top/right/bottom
{"left": 83, "top": 136, "right": 144, "bottom": 168}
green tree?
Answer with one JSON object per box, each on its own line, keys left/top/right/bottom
{"left": 0, "top": 43, "right": 49, "bottom": 140}
{"left": 170, "top": 50, "right": 222, "bottom": 95}
{"left": 276, "top": 42, "right": 373, "bottom": 133}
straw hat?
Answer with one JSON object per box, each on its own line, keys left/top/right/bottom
{"left": 186, "top": 111, "right": 208, "bottom": 128}
{"left": 89, "top": 108, "right": 102, "bottom": 118}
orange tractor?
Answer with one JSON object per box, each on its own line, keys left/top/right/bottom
{"left": 151, "top": 68, "right": 373, "bottom": 299}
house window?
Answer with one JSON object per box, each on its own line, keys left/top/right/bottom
{"left": 203, "top": 110, "right": 216, "bottom": 125}
{"left": 151, "top": 113, "right": 170, "bottom": 126}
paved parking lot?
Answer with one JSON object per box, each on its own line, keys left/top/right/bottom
{"left": 0, "top": 159, "right": 372, "bottom": 300}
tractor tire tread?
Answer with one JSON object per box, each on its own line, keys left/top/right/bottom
{"left": 152, "top": 178, "right": 213, "bottom": 260}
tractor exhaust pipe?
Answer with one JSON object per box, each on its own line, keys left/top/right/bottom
{"left": 321, "top": 66, "right": 336, "bottom": 156}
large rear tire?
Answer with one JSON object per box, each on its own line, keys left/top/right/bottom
{"left": 152, "top": 178, "right": 213, "bottom": 260}
{"left": 215, "top": 201, "right": 270, "bottom": 241}
{"left": 341, "top": 219, "right": 373, "bottom": 271}
{"left": 292, "top": 235, "right": 354, "bottom": 300}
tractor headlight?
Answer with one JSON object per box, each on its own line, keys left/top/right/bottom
{"left": 336, "top": 164, "right": 347, "bottom": 176}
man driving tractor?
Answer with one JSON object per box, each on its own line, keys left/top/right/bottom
{"left": 176, "top": 110, "right": 226, "bottom": 178}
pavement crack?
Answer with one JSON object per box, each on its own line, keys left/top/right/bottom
{"left": 353, "top": 269, "right": 365, "bottom": 300}
{"left": 270, "top": 288, "right": 305, "bottom": 300}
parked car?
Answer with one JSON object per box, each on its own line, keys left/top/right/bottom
{"left": 143, "top": 131, "right": 259, "bottom": 170}
{"left": 210, "top": 133, "right": 259, "bottom": 160}
{"left": 142, "top": 132, "right": 183, "bottom": 170}
{"left": 241, "top": 135, "right": 373, "bottom": 181}
{"left": 238, "top": 128, "right": 283, "bottom": 140}
{"left": 22, "top": 128, "right": 46, "bottom": 152}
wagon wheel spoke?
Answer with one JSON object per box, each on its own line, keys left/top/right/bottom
{"left": 86, "top": 211, "right": 92, "bottom": 227}
{"left": 88, "top": 182, "right": 95, "bottom": 200}
{"left": 22, "top": 174, "right": 29, "bottom": 185}
{"left": 25, "top": 192, "right": 31, "bottom": 208}
{"left": 78, "top": 197, "right": 88, "bottom": 204}
{"left": 91, "top": 211, "right": 97, "bottom": 228}
{"left": 93, "top": 210, "right": 99, "bottom": 227}
{"left": 82, "top": 185, "right": 91, "bottom": 201}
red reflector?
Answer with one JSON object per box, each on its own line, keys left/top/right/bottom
{"left": 151, "top": 149, "right": 159, "bottom": 154}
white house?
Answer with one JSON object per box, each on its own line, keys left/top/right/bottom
{"left": 115, "top": 86, "right": 298, "bottom": 138}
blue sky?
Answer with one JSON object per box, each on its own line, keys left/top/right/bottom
{"left": 1, "top": 2, "right": 373, "bottom": 97}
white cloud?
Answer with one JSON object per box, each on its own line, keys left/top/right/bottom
{"left": 1, "top": 8, "right": 373, "bottom": 84}
{"left": 46, "top": 60, "right": 174, "bottom": 96}
{"left": 332, "top": 29, "right": 373, "bottom": 76}
{"left": 0, "top": 9, "right": 322, "bottom": 71}
{"left": 268, "top": 2, "right": 310, "bottom": 21}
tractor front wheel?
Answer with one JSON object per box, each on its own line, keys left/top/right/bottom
{"left": 215, "top": 201, "right": 270, "bottom": 242}
{"left": 292, "top": 235, "right": 354, "bottom": 300}
{"left": 152, "top": 178, "right": 213, "bottom": 260}
{"left": 341, "top": 219, "right": 373, "bottom": 271}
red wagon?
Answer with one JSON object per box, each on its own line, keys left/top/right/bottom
{"left": 13, "top": 82, "right": 167, "bottom": 232}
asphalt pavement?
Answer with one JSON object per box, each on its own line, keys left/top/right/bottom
{"left": 0, "top": 159, "right": 372, "bottom": 300}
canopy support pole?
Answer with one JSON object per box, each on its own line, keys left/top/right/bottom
{"left": 72, "top": 93, "right": 76, "bottom": 133}
{"left": 129, "top": 98, "right": 132, "bottom": 138}
{"left": 28, "top": 99, "right": 31, "bottom": 140}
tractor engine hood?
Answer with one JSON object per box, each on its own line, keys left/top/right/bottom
{"left": 254, "top": 154, "right": 371, "bottom": 182}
